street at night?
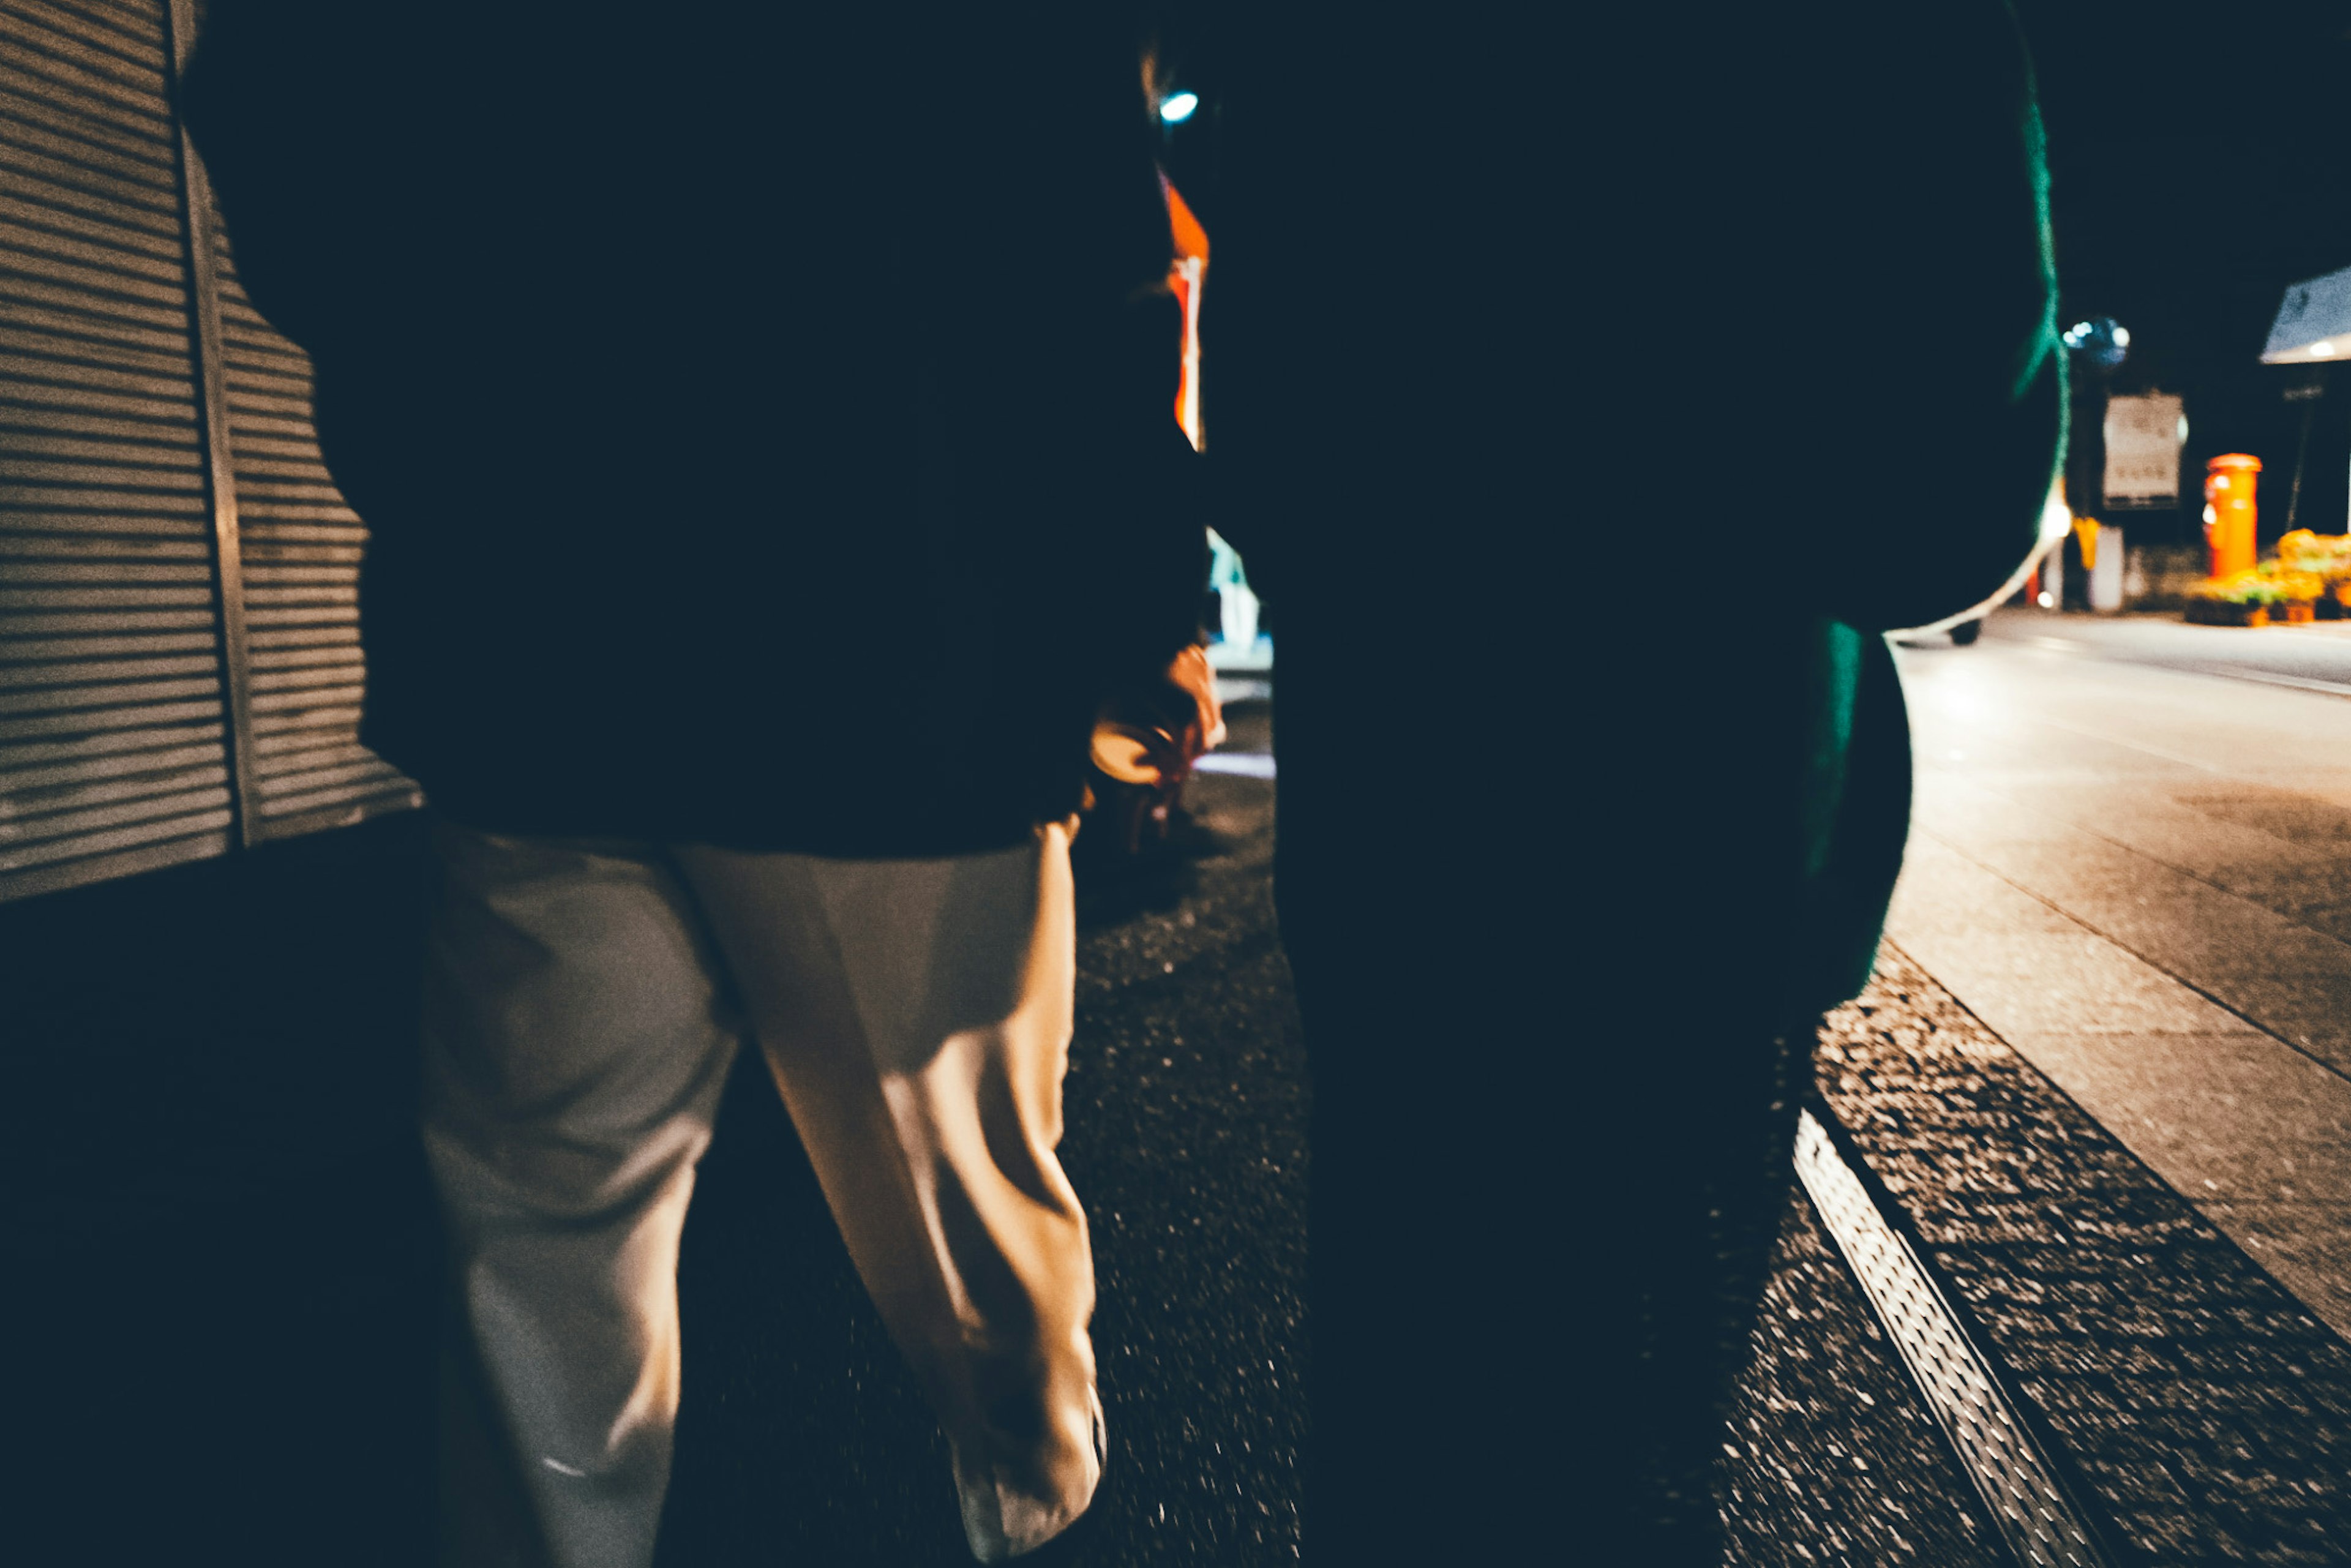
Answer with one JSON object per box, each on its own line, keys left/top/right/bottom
{"left": 15, "top": 1, "right": 2351, "bottom": 1564}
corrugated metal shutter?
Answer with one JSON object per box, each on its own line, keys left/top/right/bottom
{"left": 210, "top": 228, "right": 422, "bottom": 840}
{"left": 1, "top": 0, "right": 422, "bottom": 902}
{"left": 0, "top": 0, "right": 234, "bottom": 899}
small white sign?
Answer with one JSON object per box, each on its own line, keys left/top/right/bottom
{"left": 2104, "top": 393, "right": 2185, "bottom": 505}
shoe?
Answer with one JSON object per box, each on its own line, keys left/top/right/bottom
{"left": 950, "top": 1392, "right": 1104, "bottom": 1561}
{"left": 999, "top": 1390, "right": 1109, "bottom": 1567}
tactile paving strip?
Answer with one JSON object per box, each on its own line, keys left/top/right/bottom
{"left": 1794, "top": 1108, "right": 2113, "bottom": 1568}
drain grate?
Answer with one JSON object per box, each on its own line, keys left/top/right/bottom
{"left": 1793, "top": 1108, "right": 2116, "bottom": 1568}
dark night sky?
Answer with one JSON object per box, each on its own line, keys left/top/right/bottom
{"left": 2015, "top": 0, "right": 2351, "bottom": 534}
{"left": 2020, "top": 0, "right": 2351, "bottom": 366}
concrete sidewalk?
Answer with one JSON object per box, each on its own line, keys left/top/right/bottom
{"left": 1743, "top": 616, "right": 2351, "bottom": 1562}
{"left": 1895, "top": 616, "right": 2351, "bottom": 1341}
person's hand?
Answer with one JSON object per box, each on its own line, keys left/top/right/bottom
{"left": 1161, "top": 643, "right": 1226, "bottom": 773}
{"left": 1090, "top": 644, "right": 1225, "bottom": 788}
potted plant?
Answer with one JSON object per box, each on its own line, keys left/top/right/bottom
{"left": 2263, "top": 563, "right": 2326, "bottom": 624}
{"left": 2278, "top": 531, "right": 2351, "bottom": 619}
{"left": 2186, "top": 570, "right": 2282, "bottom": 626}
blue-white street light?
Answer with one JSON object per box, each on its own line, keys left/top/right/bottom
{"left": 1158, "top": 91, "right": 1199, "bottom": 125}
{"left": 2061, "top": 316, "right": 2129, "bottom": 367}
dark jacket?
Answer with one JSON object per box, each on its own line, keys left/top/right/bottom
{"left": 1194, "top": 0, "right": 2063, "bottom": 1035}
{"left": 181, "top": 2, "right": 1207, "bottom": 856}
{"left": 1157, "top": 8, "right": 2063, "bottom": 1552}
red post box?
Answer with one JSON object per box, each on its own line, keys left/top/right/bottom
{"left": 2205, "top": 453, "right": 2261, "bottom": 579}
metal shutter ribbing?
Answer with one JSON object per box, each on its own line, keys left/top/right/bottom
{"left": 0, "top": 0, "right": 233, "bottom": 899}
{"left": 210, "top": 230, "right": 421, "bottom": 840}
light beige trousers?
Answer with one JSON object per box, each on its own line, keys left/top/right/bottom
{"left": 421, "top": 819, "right": 1102, "bottom": 1568}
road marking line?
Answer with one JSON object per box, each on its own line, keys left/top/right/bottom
{"left": 2210, "top": 666, "right": 2351, "bottom": 700}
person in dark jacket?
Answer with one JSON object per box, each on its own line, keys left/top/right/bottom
{"left": 1166, "top": 1, "right": 2063, "bottom": 1559}
{"left": 181, "top": 6, "right": 1214, "bottom": 1564}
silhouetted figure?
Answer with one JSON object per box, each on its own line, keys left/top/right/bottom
{"left": 183, "top": 6, "right": 1209, "bottom": 1564}
{"left": 1177, "top": 1, "right": 2063, "bottom": 1558}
